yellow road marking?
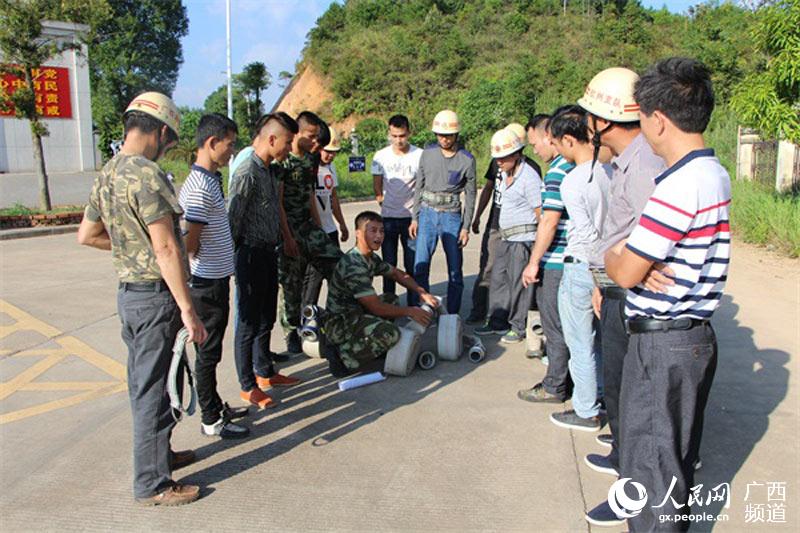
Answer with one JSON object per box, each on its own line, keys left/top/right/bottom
{"left": 0, "top": 300, "right": 61, "bottom": 339}
{"left": 0, "top": 354, "right": 66, "bottom": 401}
{"left": 0, "top": 299, "right": 128, "bottom": 424}
{"left": 0, "top": 383, "right": 127, "bottom": 425}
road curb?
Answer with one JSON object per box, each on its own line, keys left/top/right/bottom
{"left": 0, "top": 224, "right": 79, "bottom": 241}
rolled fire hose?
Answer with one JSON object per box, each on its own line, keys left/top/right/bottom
{"left": 338, "top": 371, "right": 386, "bottom": 391}
{"left": 437, "top": 314, "right": 463, "bottom": 361}
{"left": 168, "top": 328, "right": 197, "bottom": 422}
{"left": 384, "top": 326, "right": 422, "bottom": 377}
{"left": 302, "top": 338, "right": 322, "bottom": 358}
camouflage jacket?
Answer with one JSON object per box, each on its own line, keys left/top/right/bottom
{"left": 278, "top": 151, "right": 317, "bottom": 228}
{"left": 84, "top": 153, "right": 187, "bottom": 282}
{"left": 324, "top": 247, "right": 393, "bottom": 341}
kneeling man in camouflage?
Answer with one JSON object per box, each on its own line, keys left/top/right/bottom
{"left": 323, "top": 211, "right": 438, "bottom": 376}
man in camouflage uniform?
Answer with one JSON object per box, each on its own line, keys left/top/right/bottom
{"left": 278, "top": 112, "right": 344, "bottom": 353}
{"left": 324, "top": 211, "right": 438, "bottom": 376}
{"left": 78, "top": 92, "right": 207, "bottom": 506}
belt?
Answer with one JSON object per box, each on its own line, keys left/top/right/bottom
{"left": 119, "top": 280, "right": 169, "bottom": 292}
{"left": 422, "top": 190, "right": 460, "bottom": 208}
{"left": 189, "top": 275, "right": 229, "bottom": 288}
{"left": 563, "top": 256, "right": 583, "bottom": 263}
{"left": 590, "top": 267, "right": 616, "bottom": 288}
{"left": 601, "top": 286, "right": 627, "bottom": 300}
{"left": 499, "top": 223, "right": 537, "bottom": 240}
{"left": 627, "top": 317, "right": 708, "bottom": 334}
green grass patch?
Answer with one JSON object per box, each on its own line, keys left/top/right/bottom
{"left": 730, "top": 179, "right": 800, "bottom": 258}
{"left": 0, "top": 203, "right": 85, "bottom": 216}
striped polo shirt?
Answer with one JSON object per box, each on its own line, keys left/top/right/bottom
{"left": 625, "top": 149, "right": 731, "bottom": 320}
{"left": 178, "top": 164, "right": 235, "bottom": 279}
{"left": 540, "top": 155, "right": 575, "bottom": 269}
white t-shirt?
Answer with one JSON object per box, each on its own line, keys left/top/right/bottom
{"left": 315, "top": 163, "right": 339, "bottom": 234}
{"left": 371, "top": 144, "right": 422, "bottom": 218}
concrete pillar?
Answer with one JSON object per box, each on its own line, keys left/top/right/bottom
{"left": 775, "top": 140, "right": 799, "bottom": 193}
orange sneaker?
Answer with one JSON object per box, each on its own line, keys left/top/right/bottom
{"left": 239, "top": 388, "right": 275, "bottom": 409}
{"left": 256, "top": 373, "right": 301, "bottom": 389}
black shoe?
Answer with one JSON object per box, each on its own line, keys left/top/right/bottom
{"left": 272, "top": 352, "right": 292, "bottom": 363}
{"left": 584, "top": 453, "right": 619, "bottom": 476}
{"left": 465, "top": 313, "right": 484, "bottom": 325}
{"left": 517, "top": 383, "right": 563, "bottom": 404}
{"left": 324, "top": 344, "right": 353, "bottom": 378}
{"left": 550, "top": 409, "right": 601, "bottom": 432}
{"left": 221, "top": 402, "right": 249, "bottom": 420}
{"left": 286, "top": 330, "right": 303, "bottom": 354}
{"left": 596, "top": 433, "right": 613, "bottom": 448}
{"left": 585, "top": 500, "right": 625, "bottom": 527}
{"left": 201, "top": 417, "right": 250, "bottom": 439}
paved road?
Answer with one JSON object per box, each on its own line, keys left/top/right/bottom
{"left": 0, "top": 171, "right": 97, "bottom": 208}
{"left": 0, "top": 200, "right": 797, "bottom": 531}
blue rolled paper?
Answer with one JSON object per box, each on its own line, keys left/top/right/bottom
{"left": 338, "top": 371, "right": 386, "bottom": 391}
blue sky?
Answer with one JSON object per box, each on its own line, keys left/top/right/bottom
{"left": 173, "top": 0, "right": 702, "bottom": 110}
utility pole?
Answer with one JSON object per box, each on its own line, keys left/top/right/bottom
{"left": 226, "top": 0, "right": 233, "bottom": 120}
{"left": 563, "top": 0, "right": 567, "bottom": 15}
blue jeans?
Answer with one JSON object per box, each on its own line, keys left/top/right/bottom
{"left": 557, "top": 262, "right": 602, "bottom": 418}
{"left": 381, "top": 217, "right": 415, "bottom": 298}
{"left": 412, "top": 206, "right": 463, "bottom": 314}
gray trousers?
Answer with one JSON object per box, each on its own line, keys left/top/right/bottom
{"left": 470, "top": 224, "right": 501, "bottom": 320}
{"left": 117, "top": 286, "right": 181, "bottom": 498}
{"left": 620, "top": 323, "right": 717, "bottom": 532}
{"left": 487, "top": 240, "right": 534, "bottom": 334}
{"left": 538, "top": 268, "right": 571, "bottom": 399}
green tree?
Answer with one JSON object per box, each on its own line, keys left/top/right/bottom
{"left": 235, "top": 62, "right": 271, "bottom": 135}
{"left": 730, "top": 0, "right": 800, "bottom": 144}
{"left": 0, "top": 0, "right": 109, "bottom": 210}
{"left": 89, "top": 0, "right": 189, "bottom": 158}
{"left": 278, "top": 70, "right": 293, "bottom": 88}
{"left": 203, "top": 84, "right": 249, "bottom": 143}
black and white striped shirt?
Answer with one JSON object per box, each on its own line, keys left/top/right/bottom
{"left": 178, "top": 164, "right": 235, "bottom": 279}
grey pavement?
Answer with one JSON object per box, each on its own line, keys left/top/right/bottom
{"left": 0, "top": 171, "right": 98, "bottom": 208}
{"left": 0, "top": 199, "right": 798, "bottom": 532}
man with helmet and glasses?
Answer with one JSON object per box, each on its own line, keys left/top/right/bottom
{"left": 78, "top": 92, "right": 207, "bottom": 506}
{"left": 409, "top": 109, "right": 476, "bottom": 314}
{"left": 576, "top": 67, "right": 668, "bottom": 528}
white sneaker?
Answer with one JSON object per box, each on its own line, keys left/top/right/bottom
{"left": 201, "top": 417, "right": 250, "bottom": 439}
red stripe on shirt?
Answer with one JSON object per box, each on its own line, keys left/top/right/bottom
{"left": 650, "top": 197, "right": 695, "bottom": 217}
{"left": 686, "top": 221, "right": 730, "bottom": 239}
{"left": 696, "top": 199, "right": 731, "bottom": 214}
{"left": 640, "top": 216, "right": 684, "bottom": 241}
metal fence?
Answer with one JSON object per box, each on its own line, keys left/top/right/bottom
{"left": 751, "top": 140, "right": 779, "bottom": 188}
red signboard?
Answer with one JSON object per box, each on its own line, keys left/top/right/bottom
{"left": 0, "top": 66, "right": 72, "bottom": 119}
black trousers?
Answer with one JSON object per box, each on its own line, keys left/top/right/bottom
{"left": 599, "top": 289, "right": 629, "bottom": 470}
{"left": 302, "top": 230, "right": 340, "bottom": 308}
{"left": 189, "top": 276, "right": 230, "bottom": 425}
{"left": 234, "top": 245, "right": 279, "bottom": 391}
{"left": 619, "top": 322, "right": 717, "bottom": 532}
{"left": 538, "top": 268, "right": 571, "bottom": 399}
{"left": 381, "top": 217, "right": 416, "bottom": 297}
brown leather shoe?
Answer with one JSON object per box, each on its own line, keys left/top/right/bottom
{"left": 136, "top": 484, "right": 200, "bottom": 506}
{"left": 170, "top": 449, "right": 196, "bottom": 470}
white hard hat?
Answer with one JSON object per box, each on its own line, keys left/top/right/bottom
{"left": 504, "top": 123, "right": 527, "bottom": 146}
{"left": 491, "top": 129, "right": 524, "bottom": 158}
{"left": 577, "top": 67, "right": 640, "bottom": 122}
{"left": 124, "top": 91, "right": 181, "bottom": 137}
{"left": 431, "top": 109, "right": 460, "bottom": 134}
{"left": 324, "top": 129, "right": 341, "bottom": 152}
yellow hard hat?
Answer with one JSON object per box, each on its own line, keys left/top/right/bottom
{"left": 491, "top": 128, "right": 524, "bottom": 158}
{"left": 124, "top": 91, "right": 181, "bottom": 137}
{"left": 504, "top": 123, "right": 527, "bottom": 146}
{"left": 431, "top": 109, "right": 460, "bottom": 134}
{"left": 324, "top": 129, "right": 341, "bottom": 152}
{"left": 577, "top": 67, "right": 640, "bottom": 122}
